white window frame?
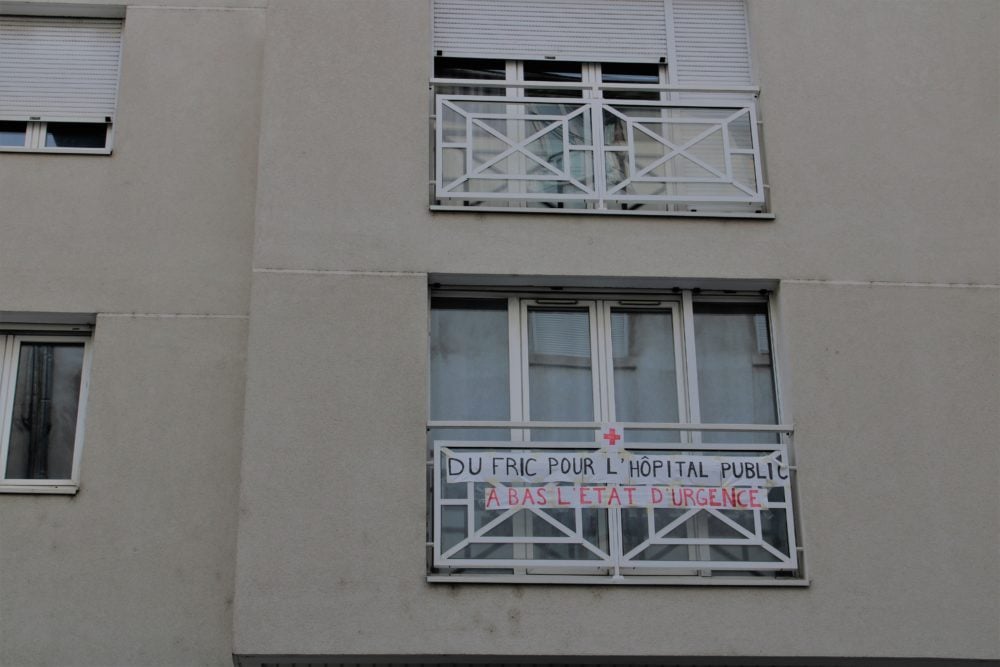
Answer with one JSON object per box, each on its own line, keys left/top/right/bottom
{"left": 427, "top": 288, "right": 804, "bottom": 585}
{"left": 0, "top": 327, "right": 93, "bottom": 494}
{"left": 0, "top": 120, "right": 115, "bottom": 154}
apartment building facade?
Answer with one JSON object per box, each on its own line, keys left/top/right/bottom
{"left": 0, "top": 1, "right": 997, "bottom": 665}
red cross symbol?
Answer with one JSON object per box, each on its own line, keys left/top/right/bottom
{"left": 602, "top": 427, "right": 622, "bottom": 447}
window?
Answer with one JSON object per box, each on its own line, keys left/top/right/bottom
{"left": 430, "top": 0, "right": 768, "bottom": 216}
{"left": 0, "top": 326, "right": 93, "bottom": 493}
{"left": 0, "top": 15, "right": 123, "bottom": 154}
{"left": 428, "top": 289, "right": 800, "bottom": 584}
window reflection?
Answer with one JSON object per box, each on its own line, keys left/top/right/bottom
{"left": 5, "top": 343, "right": 85, "bottom": 480}
{"left": 45, "top": 122, "right": 108, "bottom": 149}
{"left": 694, "top": 302, "right": 778, "bottom": 443}
{"left": 0, "top": 120, "right": 27, "bottom": 147}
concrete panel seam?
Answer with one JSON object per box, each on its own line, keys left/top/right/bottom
{"left": 127, "top": 6, "right": 266, "bottom": 13}
{"left": 253, "top": 268, "right": 426, "bottom": 277}
{"left": 99, "top": 313, "right": 249, "bottom": 319}
{"left": 782, "top": 279, "right": 999, "bottom": 290}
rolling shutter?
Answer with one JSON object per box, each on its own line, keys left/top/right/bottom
{"left": 0, "top": 16, "right": 123, "bottom": 122}
{"left": 668, "top": 0, "right": 752, "bottom": 86}
{"left": 433, "top": 0, "right": 670, "bottom": 63}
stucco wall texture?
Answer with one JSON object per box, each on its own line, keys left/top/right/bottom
{"left": 0, "top": 4, "right": 262, "bottom": 666}
{"left": 0, "top": 0, "right": 997, "bottom": 665}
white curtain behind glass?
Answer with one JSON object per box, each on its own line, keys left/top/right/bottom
{"left": 5, "top": 343, "right": 84, "bottom": 480}
{"left": 694, "top": 302, "right": 777, "bottom": 443}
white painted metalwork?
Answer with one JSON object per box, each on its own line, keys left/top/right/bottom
{"left": 433, "top": 86, "right": 764, "bottom": 211}
{"left": 432, "top": 428, "right": 797, "bottom": 574}
{"left": 0, "top": 119, "right": 112, "bottom": 154}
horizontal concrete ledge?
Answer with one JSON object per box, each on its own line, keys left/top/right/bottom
{"left": 429, "top": 274, "right": 779, "bottom": 292}
{"left": 0, "top": 311, "right": 95, "bottom": 326}
{"left": 254, "top": 268, "right": 425, "bottom": 277}
{"left": 783, "top": 279, "right": 1000, "bottom": 290}
{"left": 233, "top": 655, "right": 998, "bottom": 667}
{"left": 431, "top": 206, "right": 776, "bottom": 221}
{"left": 98, "top": 312, "right": 249, "bottom": 319}
{"left": 0, "top": 2, "right": 125, "bottom": 18}
{"left": 427, "top": 574, "right": 808, "bottom": 587}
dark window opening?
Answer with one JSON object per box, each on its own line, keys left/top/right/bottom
{"left": 45, "top": 122, "right": 108, "bottom": 149}
{"left": 0, "top": 120, "right": 27, "bottom": 147}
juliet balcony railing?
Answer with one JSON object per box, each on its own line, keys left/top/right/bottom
{"left": 431, "top": 80, "right": 769, "bottom": 217}
{"left": 428, "top": 421, "right": 800, "bottom": 584}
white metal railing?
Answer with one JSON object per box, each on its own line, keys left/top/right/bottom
{"left": 429, "top": 422, "right": 799, "bottom": 580}
{"left": 432, "top": 82, "right": 766, "bottom": 214}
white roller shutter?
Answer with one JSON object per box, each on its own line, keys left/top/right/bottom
{"left": 668, "top": 0, "right": 752, "bottom": 86}
{"left": 433, "top": 0, "right": 670, "bottom": 63}
{"left": 0, "top": 16, "right": 123, "bottom": 123}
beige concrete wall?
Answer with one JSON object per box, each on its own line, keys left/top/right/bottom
{"left": 0, "top": 4, "right": 263, "bottom": 315}
{"left": 0, "top": 315, "right": 248, "bottom": 666}
{"left": 233, "top": 0, "right": 999, "bottom": 661}
{"left": 2, "top": 0, "right": 996, "bottom": 662}
{"left": 233, "top": 277, "right": 998, "bottom": 660}
{"left": 252, "top": 0, "right": 997, "bottom": 285}
{"left": 0, "top": 3, "right": 263, "bottom": 665}
{"left": 233, "top": 271, "right": 429, "bottom": 654}
{"left": 750, "top": 0, "right": 999, "bottom": 285}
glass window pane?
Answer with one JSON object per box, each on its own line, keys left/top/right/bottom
{"left": 524, "top": 60, "right": 582, "bottom": 98}
{"left": 601, "top": 62, "right": 661, "bottom": 100}
{"left": 611, "top": 309, "right": 680, "bottom": 443}
{"left": 523, "top": 60, "right": 582, "bottom": 83}
{"left": 600, "top": 62, "right": 660, "bottom": 84}
{"left": 45, "top": 123, "right": 107, "bottom": 149}
{"left": 527, "top": 308, "right": 594, "bottom": 441}
{"left": 430, "top": 298, "right": 509, "bottom": 421}
{"left": 435, "top": 58, "right": 507, "bottom": 96}
{"left": 5, "top": 343, "right": 85, "bottom": 480}
{"left": 694, "top": 302, "right": 778, "bottom": 442}
{"left": 435, "top": 57, "right": 507, "bottom": 80}
{"left": 0, "top": 121, "right": 27, "bottom": 147}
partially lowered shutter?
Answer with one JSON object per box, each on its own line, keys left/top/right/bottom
{"left": 0, "top": 16, "right": 123, "bottom": 122}
{"left": 433, "top": 0, "right": 670, "bottom": 63}
{"left": 668, "top": 0, "right": 752, "bottom": 86}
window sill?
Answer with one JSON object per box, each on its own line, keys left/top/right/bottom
{"left": 430, "top": 205, "right": 775, "bottom": 220}
{"left": 0, "top": 483, "right": 79, "bottom": 495}
{"left": 0, "top": 146, "right": 112, "bottom": 155}
{"left": 427, "top": 574, "right": 808, "bottom": 587}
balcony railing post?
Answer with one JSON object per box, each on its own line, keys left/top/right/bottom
{"left": 589, "top": 97, "right": 607, "bottom": 210}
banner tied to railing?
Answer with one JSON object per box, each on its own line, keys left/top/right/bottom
{"left": 442, "top": 426, "right": 789, "bottom": 511}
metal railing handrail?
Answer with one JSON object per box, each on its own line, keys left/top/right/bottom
{"left": 430, "top": 77, "right": 760, "bottom": 95}
{"left": 428, "top": 420, "right": 792, "bottom": 433}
